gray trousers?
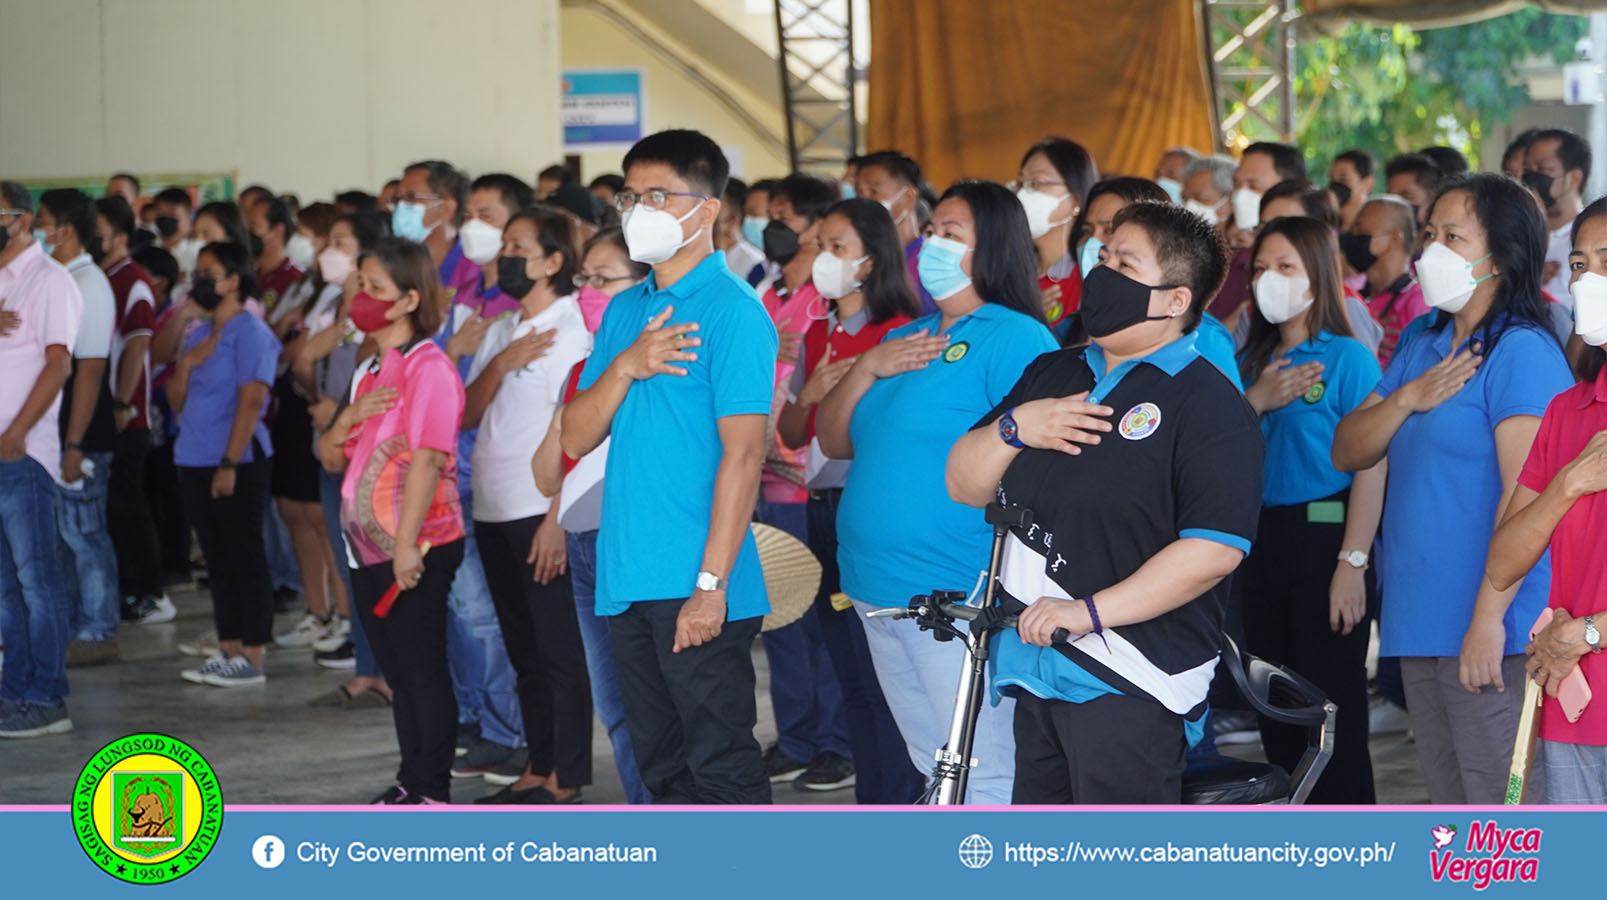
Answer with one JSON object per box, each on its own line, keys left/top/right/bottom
{"left": 1400, "top": 655, "right": 1543, "bottom": 804}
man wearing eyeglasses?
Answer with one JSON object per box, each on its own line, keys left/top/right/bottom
{"left": 562, "top": 129, "right": 778, "bottom": 804}
{"left": 0, "top": 181, "right": 84, "bottom": 739}
{"left": 394, "top": 161, "right": 482, "bottom": 314}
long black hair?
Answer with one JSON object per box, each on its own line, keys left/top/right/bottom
{"left": 199, "top": 241, "right": 259, "bottom": 302}
{"left": 1422, "top": 172, "right": 1556, "bottom": 356}
{"left": 1068, "top": 177, "right": 1169, "bottom": 259}
{"left": 939, "top": 180, "right": 1045, "bottom": 323}
{"left": 1020, "top": 137, "right": 1099, "bottom": 219}
{"left": 1571, "top": 195, "right": 1607, "bottom": 384}
{"left": 1239, "top": 216, "right": 1355, "bottom": 383}
{"left": 823, "top": 198, "right": 920, "bottom": 324}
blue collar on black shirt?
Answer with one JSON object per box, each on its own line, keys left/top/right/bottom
{"left": 643, "top": 250, "right": 729, "bottom": 299}
{"left": 1081, "top": 330, "right": 1200, "bottom": 403}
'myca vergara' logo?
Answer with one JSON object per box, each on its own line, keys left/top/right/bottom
{"left": 1429, "top": 820, "right": 1540, "bottom": 890}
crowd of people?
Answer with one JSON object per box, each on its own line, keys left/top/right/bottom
{"left": 2, "top": 121, "right": 1605, "bottom": 808}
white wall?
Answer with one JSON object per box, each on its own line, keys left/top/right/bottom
{"left": 0, "top": 0, "right": 562, "bottom": 200}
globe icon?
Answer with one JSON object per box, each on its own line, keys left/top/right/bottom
{"left": 958, "top": 834, "right": 993, "bottom": 869}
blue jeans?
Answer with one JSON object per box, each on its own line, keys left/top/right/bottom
{"left": 264, "top": 498, "right": 300, "bottom": 593}
{"left": 0, "top": 456, "right": 72, "bottom": 706}
{"left": 568, "top": 530, "right": 651, "bottom": 804}
{"left": 57, "top": 450, "right": 119, "bottom": 642}
{"left": 445, "top": 513, "right": 522, "bottom": 749}
{"left": 756, "top": 499, "right": 851, "bottom": 762}
{"left": 319, "top": 468, "right": 378, "bottom": 677}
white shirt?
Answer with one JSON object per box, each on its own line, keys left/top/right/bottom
{"left": 0, "top": 243, "right": 83, "bottom": 479}
{"left": 724, "top": 239, "right": 766, "bottom": 285}
{"left": 65, "top": 253, "right": 115, "bottom": 360}
{"left": 1546, "top": 222, "right": 1573, "bottom": 309}
{"left": 466, "top": 294, "right": 591, "bottom": 523}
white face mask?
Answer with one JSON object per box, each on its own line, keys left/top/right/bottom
{"left": 811, "top": 251, "right": 868, "bottom": 300}
{"left": 1184, "top": 198, "right": 1222, "bottom": 226}
{"left": 1416, "top": 241, "right": 1493, "bottom": 314}
{"left": 1572, "top": 271, "right": 1607, "bottom": 346}
{"left": 879, "top": 186, "right": 910, "bottom": 225}
{"left": 287, "top": 232, "right": 317, "bottom": 271}
{"left": 622, "top": 200, "right": 706, "bottom": 265}
{"left": 1231, "top": 187, "right": 1263, "bottom": 231}
{"left": 1015, "top": 187, "right": 1073, "bottom": 240}
{"left": 458, "top": 218, "right": 504, "bottom": 266}
{"left": 1253, "top": 270, "right": 1313, "bottom": 325}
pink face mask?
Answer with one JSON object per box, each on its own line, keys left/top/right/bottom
{"left": 577, "top": 284, "right": 612, "bottom": 332}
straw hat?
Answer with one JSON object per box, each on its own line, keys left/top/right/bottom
{"left": 753, "top": 523, "right": 821, "bottom": 632}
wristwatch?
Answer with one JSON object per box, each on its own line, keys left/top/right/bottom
{"left": 1585, "top": 615, "right": 1601, "bottom": 655}
{"left": 218, "top": 456, "right": 238, "bottom": 470}
{"left": 998, "top": 407, "right": 1025, "bottom": 449}
{"left": 695, "top": 571, "right": 727, "bottom": 593}
{"left": 1337, "top": 550, "right": 1369, "bottom": 569}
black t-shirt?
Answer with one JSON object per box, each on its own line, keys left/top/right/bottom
{"left": 978, "top": 340, "right": 1264, "bottom": 714}
{"left": 59, "top": 365, "right": 118, "bottom": 454}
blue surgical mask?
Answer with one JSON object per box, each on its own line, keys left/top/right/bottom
{"left": 916, "top": 235, "right": 972, "bottom": 301}
{"left": 391, "top": 201, "right": 435, "bottom": 243}
{"left": 741, "top": 216, "right": 767, "bottom": 249}
{"left": 1078, "top": 236, "right": 1103, "bottom": 275}
{"left": 32, "top": 228, "right": 53, "bottom": 257}
{"left": 841, "top": 182, "right": 857, "bottom": 200}
{"left": 1156, "top": 177, "right": 1183, "bottom": 203}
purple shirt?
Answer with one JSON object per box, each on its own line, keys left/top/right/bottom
{"left": 173, "top": 312, "right": 280, "bottom": 467}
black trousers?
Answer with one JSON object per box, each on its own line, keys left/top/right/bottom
{"left": 144, "top": 439, "right": 191, "bottom": 582}
{"left": 351, "top": 539, "right": 465, "bottom": 802}
{"left": 178, "top": 460, "right": 274, "bottom": 645}
{"left": 608, "top": 598, "right": 769, "bottom": 804}
{"left": 109, "top": 428, "right": 164, "bottom": 599}
{"left": 1241, "top": 490, "right": 1376, "bottom": 804}
{"left": 1013, "top": 692, "right": 1186, "bottom": 804}
{"left": 475, "top": 516, "right": 593, "bottom": 788}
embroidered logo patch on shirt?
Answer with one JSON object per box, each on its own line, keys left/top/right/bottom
{"left": 1303, "top": 381, "right": 1327, "bottom": 404}
{"left": 943, "top": 341, "right": 970, "bottom": 363}
{"left": 1119, "top": 402, "right": 1162, "bottom": 440}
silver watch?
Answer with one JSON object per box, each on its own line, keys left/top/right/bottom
{"left": 695, "top": 571, "right": 727, "bottom": 593}
{"left": 1337, "top": 549, "right": 1369, "bottom": 569}
{"left": 1585, "top": 615, "right": 1601, "bottom": 654}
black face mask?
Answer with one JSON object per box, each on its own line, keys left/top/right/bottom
{"left": 1339, "top": 232, "right": 1379, "bottom": 274}
{"left": 1328, "top": 181, "right": 1353, "bottom": 209}
{"left": 1079, "top": 265, "right": 1176, "bottom": 339}
{"left": 496, "top": 255, "right": 537, "bottom": 300}
{"left": 248, "top": 233, "right": 264, "bottom": 259}
{"left": 0, "top": 220, "right": 10, "bottom": 255}
{"left": 155, "top": 216, "right": 180, "bottom": 239}
{"left": 190, "top": 276, "right": 223, "bottom": 311}
{"left": 1522, "top": 170, "right": 1557, "bottom": 208}
{"left": 762, "top": 220, "right": 800, "bottom": 265}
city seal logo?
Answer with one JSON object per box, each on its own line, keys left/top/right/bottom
{"left": 943, "top": 341, "right": 970, "bottom": 364}
{"left": 1119, "top": 402, "right": 1162, "bottom": 441}
{"left": 1303, "top": 381, "right": 1327, "bottom": 404}
{"left": 73, "top": 734, "right": 222, "bottom": 885}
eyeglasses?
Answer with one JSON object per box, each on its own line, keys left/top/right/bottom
{"left": 573, "top": 272, "right": 635, "bottom": 290}
{"left": 396, "top": 193, "right": 443, "bottom": 206}
{"left": 1008, "top": 179, "right": 1067, "bottom": 194}
{"left": 0, "top": 209, "right": 24, "bottom": 218}
{"left": 612, "top": 190, "right": 708, "bottom": 213}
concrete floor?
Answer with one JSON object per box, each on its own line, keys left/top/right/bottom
{"left": 0, "top": 585, "right": 1428, "bottom": 804}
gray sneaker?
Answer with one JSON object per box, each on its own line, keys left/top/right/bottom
{"left": 0, "top": 703, "right": 73, "bottom": 739}
{"left": 481, "top": 748, "right": 531, "bottom": 786}
{"left": 203, "top": 655, "right": 266, "bottom": 687}
{"left": 180, "top": 652, "right": 229, "bottom": 684}
{"left": 453, "top": 739, "right": 517, "bottom": 778}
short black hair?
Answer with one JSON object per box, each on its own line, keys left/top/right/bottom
{"left": 0, "top": 181, "right": 31, "bottom": 213}
{"left": 239, "top": 184, "right": 274, "bottom": 207}
{"left": 1259, "top": 179, "right": 1341, "bottom": 231}
{"left": 109, "top": 172, "right": 141, "bottom": 194}
{"left": 1110, "top": 200, "right": 1228, "bottom": 333}
{"left": 1333, "top": 149, "right": 1375, "bottom": 180}
{"left": 403, "top": 160, "right": 469, "bottom": 224}
{"left": 723, "top": 176, "right": 749, "bottom": 211}
{"left": 588, "top": 173, "right": 625, "bottom": 194}
{"left": 1503, "top": 128, "right": 1542, "bottom": 169}
{"left": 96, "top": 195, "right": 136, "bottom": 239}
{"left": 259, "top": 195, "right": 295, "bottom": 244}
{"left": 1420, "top": 146, "right": 1470, "bottom": 177}
{"left": 469, "top": 173, "right": 535, "bottom": 217}
{"left": 1385, "top": 153, "right": 1443, "bottom": 192}
{"left": 1531, "top": 128, "right": 1592, "bottom": 183}
{"left": 334, "top": 190, "right": 378, "bottom": 214}
{"left": 548, "top": 184, "right": 604, "bottom": 225}
{"left": 622, "top": 129, "right": 730, "bottom": 199}
{"left": 749, "top": 178, "right": 782, "bottom": 198}
{"left": 856, "top": 150, "right": 923, "bottom": 189}
{"left": 153, "top": 187, "right": 193, "bottom": 211}
{"left": 538, "top": 164, "right": 575, "bottom": 186}
{"left": 133, "top": 245, "right": 179, "bottom": 287}
{"left": 335, "top": 211, "right": 389, "bottom": 252}
{"left": 39, "top": 188, "right": 98, "bottom": 254}
{"left": 200, "top": 240, "right": 259, "bottom": 301}
{"left": 1243, "top": 141, "right": 1308, "bottom": 182}
{"left": 771, "top": 173, "right": 839, "bottom": 223}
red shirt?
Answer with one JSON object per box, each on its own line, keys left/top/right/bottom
{"left": 104, "top": 257, "right": 157, "bottom": 430}
{"left": 258, "top": 257, "right": 304, "bottom": 318}
{"left": 1365, "top": 276, "right": 1429, "bottom": 367}
{"left": 1039, "top": 267, "right": 1082, "bottom": 328}
{"left": 797, "top": 309, "right": 913, "bottom": 441}
{"left": 1517, "top": 366, "right": 1607, "bottom": 746}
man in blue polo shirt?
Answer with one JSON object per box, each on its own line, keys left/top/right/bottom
{"left": 562, "top": 129, "right": 777, "bottom": 805}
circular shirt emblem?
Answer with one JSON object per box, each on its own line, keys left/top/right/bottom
{"left": 1303, "top": 381, "right": 1327, "bottom": 404}
{"left": 73, "top": 733, "right": 223, "bottom": 885}
{"left": 1119, "top": 402, "right": 1163, "bottom": 440}
{"left": 1046, "top": 301, "right": 1064, "bottom": 324}
{"left": 943, "top": 341, "right": 970, "bottom": 363}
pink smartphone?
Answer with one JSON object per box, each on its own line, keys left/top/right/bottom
{"left": 1531, "top": 608, "right": 1593, "bottom": 724}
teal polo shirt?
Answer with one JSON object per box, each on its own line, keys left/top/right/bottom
{"left": 577, "top": 250, "right": 778, "bottom": 619}
{"left": 836, "top": 302, "right": 1056, "bottom": 608}
{"left": 1244, "top": 330, "right": 1381, "bottom": 507}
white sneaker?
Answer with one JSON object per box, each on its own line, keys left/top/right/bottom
{"left": 177, "top": 630, "right": 218, "bottom": 658}
{"left": 311, "top": 616, "right": 351, "bottom": 653}
{"left": 275, "top": 613, "right": 328, "bottom": 649}
{"left": 203, "top": 655, "right": 266, "bottom": 687}
{"left": 181, "top": 653, "right": 229, "bottom": 684}
{"left": 133, "top": 594, "right": 177, "bottom": 625}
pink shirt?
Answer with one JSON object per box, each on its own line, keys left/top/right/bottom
{"left": 761, "top": 282, "right": 821, "bottom": 504}
{"left": 1366, "top": 278, "right": 1429, "bottom": 366}
{"left": 1518, "top": 368, "right": 1607, "bottom": 747}
{"left": 0, "top": 243, "right": 83, "bottom": 479}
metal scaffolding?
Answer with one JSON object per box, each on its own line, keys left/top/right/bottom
{"left": 773, "top": 0, "right": 859, "bottom": 173}
{"left": 1202, "top": 0, "right": 1298, "bottom": 151}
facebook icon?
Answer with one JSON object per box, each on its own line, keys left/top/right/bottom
{"left": 252, "top": 835, "right": 286, "bottom": 869}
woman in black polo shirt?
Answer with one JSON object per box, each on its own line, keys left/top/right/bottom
{"left": 947, "top": 201, "right": 1264, "bottom": 803}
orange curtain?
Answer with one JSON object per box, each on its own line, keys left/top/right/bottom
{"left": 867, "top": 0, "right": 1217, "bottom": 189}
